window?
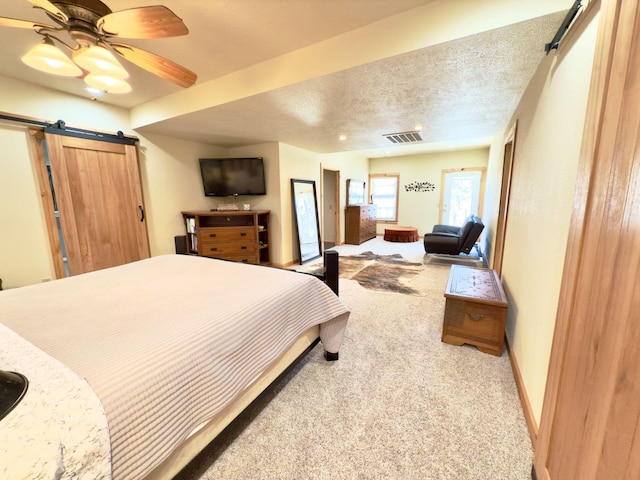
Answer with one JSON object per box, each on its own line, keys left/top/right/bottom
{"left": 369, "top": 173, "right": 399, "bottom": 223}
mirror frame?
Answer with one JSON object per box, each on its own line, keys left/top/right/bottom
{"left": 291, "top": 178, "right": 322, "bottom": 264}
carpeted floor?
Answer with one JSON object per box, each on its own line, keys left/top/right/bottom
{"left": 176, "top": 238, "right": 533, "bottom": 479}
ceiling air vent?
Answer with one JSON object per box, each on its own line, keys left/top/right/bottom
{"left": 383, "top": 130, "right": 423, "bottom": 144}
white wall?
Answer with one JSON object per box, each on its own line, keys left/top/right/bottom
{"left": 496, "top": 8, "right": 599, "bottom": 425}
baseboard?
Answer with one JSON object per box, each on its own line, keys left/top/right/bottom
{"left": 505, "top": 336, "right": 539, "bottom": 447}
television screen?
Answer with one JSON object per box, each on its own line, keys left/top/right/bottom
{"left": 199, "top": 157, "right": 266, "bottom": 197}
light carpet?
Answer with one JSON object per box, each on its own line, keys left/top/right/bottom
{"left": 177, "top": 238, "right": 533, "bottom": 479}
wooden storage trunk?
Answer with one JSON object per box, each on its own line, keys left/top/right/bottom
{"left": 442, "top": 265, "right": 508, "bottom": 356}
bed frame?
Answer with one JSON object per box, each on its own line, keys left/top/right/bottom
{"left": 145, "top": 250, "right": 340, "bottom": 479}
{"left": 146, "top": 327, "right": 320, "bottom": 479}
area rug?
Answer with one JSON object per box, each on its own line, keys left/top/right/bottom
{"left": 317, "top": 251, "right": 449, "bottom": 296}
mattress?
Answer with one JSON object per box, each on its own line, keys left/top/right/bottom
{"left": 0, "top": 254, "right": 349, "bottom": 479}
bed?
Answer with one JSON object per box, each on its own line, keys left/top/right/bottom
{"left": 0, "top": 254, "right": 349, "bottom": 479}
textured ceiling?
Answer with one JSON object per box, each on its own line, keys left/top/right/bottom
{"left": 0, "top": 1, "right": 570, "bottom": 155}
{"left": 140, "top": 13, "right": 565, "bottom": 154}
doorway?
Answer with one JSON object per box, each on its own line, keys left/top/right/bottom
{"left": 321, "top": 166, "right": 340, "bottom": 249}
{"left": 439, "top": 168, "right": 486, "bottom": 225}
{"left": 493, "top": 122, "right": 517, "bottom": 277}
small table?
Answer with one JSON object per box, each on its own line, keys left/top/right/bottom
{"left": 442, "top": 265, "right": 508, "bottom": 356}
{"left": 384, "top": 227, "right": 419, "bottom": 242}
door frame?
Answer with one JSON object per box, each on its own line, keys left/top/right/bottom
{"left": 320, "top": 164, "right": 342, "bottom": 247}
{"left": 492, "top": 121, "right": 518, "bottom": 277}
{"left": 29, "top": 129, "right": 66, "bottom": 279}
{"left": 438, "top": 167, "right": 486, "bottom": 224}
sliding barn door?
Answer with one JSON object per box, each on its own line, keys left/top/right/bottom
{"left": 45, "top": 133, "right": 150, "bottom": 276}
{"left": 535, "top": 0, "right": 640, "bottom": 478}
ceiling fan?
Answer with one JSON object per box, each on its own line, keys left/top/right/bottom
{"left": 0, "top": 0, "right": 197, "bottom": 92}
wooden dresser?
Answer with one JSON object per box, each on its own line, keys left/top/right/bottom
{"left": 182, "top": 210, "right": 270, "bottom": 265}
{"left": 345, "top": 204, "right": 377, "bottom": 245}
{"left": 442, "top": 265, "right": 508, "bottom": 356}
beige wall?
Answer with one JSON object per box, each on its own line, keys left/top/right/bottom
{"left": 369, "top": 148, "right": 489, "bottom": 238}
{"left": 0, "top": 77, "right": 239, "bottom": 284}
{"left": 320, "top": 150, "right": 370, "bottom": 247}
{"left": 0, "top": 72, "right": 369, "bottom": 279}
{"left": 482, "top": 135, "right": 511, "bottom": 265}
{"left": 278, "top": 143, "right": 321, "bottom": 265}
{"left": 136, "top": 132, "right": 227, "bottom": 256}
{"left": 496, "top": 8, "right": 599, "bottom": 425}
{"left": 0, "top": 124, "right": 53, "bottom": 288}
{"left": 226, "top": 142, "right": 283, "bottom": 263}
{"left": 0, "top": 76, "right": 134, "bottom": 287}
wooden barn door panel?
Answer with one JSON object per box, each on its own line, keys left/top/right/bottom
{"left": 45, "top": 134, "right": 150, "bottom": 276}
{"left": 535, "top": 0, "right": 640, "bottom": 479}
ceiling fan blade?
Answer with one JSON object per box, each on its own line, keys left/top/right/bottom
{"left": 28, "top": 0, "right": 68, "bottom": 22}
{"left": 0, "top": 16, "right": 52, "bottom": 30}
{"left": 109, "top": 43, "right": 196, "bottom": 88}
{"left": 98, "top": 6, "right": 188, "bottom": 39}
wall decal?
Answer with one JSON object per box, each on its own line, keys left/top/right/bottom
{"left": 404, "top": 181, "right": 435, "bottom": 192}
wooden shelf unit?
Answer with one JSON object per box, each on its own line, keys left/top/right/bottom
{"left": 182, "top": 210, "right": 271, "bottom": 265}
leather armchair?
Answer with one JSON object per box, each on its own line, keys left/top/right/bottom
{"left": 423, "top": 215, "right": 484, "bottom": 255}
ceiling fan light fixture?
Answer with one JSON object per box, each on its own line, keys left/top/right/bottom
{"left": 84, "top": 74, "right": 132, "bottom": 94}
{"left": 73, "top": 45, "right": 129, "bottom": 79}
{"left": 21, "top": 37, "right": 82, "bottom": 77}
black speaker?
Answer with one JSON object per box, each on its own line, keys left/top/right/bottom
{"left": 174, "top": 235, "right": 187, "bottom": 255}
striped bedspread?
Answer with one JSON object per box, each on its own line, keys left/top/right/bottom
{"left": 0, "top": 255, "right": 349, "bottom": 479}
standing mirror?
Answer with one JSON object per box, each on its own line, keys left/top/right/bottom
{"left": 347, "top": 179, "right": 366, "bottom": 205}
{"left": 291, "top": 179, "right": 322, "bottom": 264}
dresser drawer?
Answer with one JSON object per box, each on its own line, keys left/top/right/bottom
{"left": 211, "top": 252, "right": 259, "bottom": 264}
{"left": 200, "top": 240, "right": 256, "bottom": 256}
{"left": 200, "top": 227, "right": 255, "bottom": 243}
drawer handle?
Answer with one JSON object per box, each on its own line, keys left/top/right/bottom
{"left": 209, "top": 247, "right": 217, "bottom": 252}
{"left": 240, "top": 232, "right": 247, "bottom": 237}
{"left": 468, "top": 313, "right": 485, "bottom": 321}
{"left": 241, "top": 246, "right": 247, "bottom": 250}
{"left": 209, "top": 233, "right": 216, "bottom": 238}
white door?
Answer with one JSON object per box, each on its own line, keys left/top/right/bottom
{"left": 441, "top": 169, "right": 484, "bottom": 225}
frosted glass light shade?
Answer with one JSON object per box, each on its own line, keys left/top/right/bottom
{"left": 21, "top": 40, "right": 82, "bottom": 77}
{"left": 84, "top": 74, "right": 132, "bottom": 94}
{"left": 73, "top": 46, "right": 128, "bottom": 79}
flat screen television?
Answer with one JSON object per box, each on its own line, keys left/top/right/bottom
{"left": 199, "top": 157, "right": 266, "bottom": 197}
